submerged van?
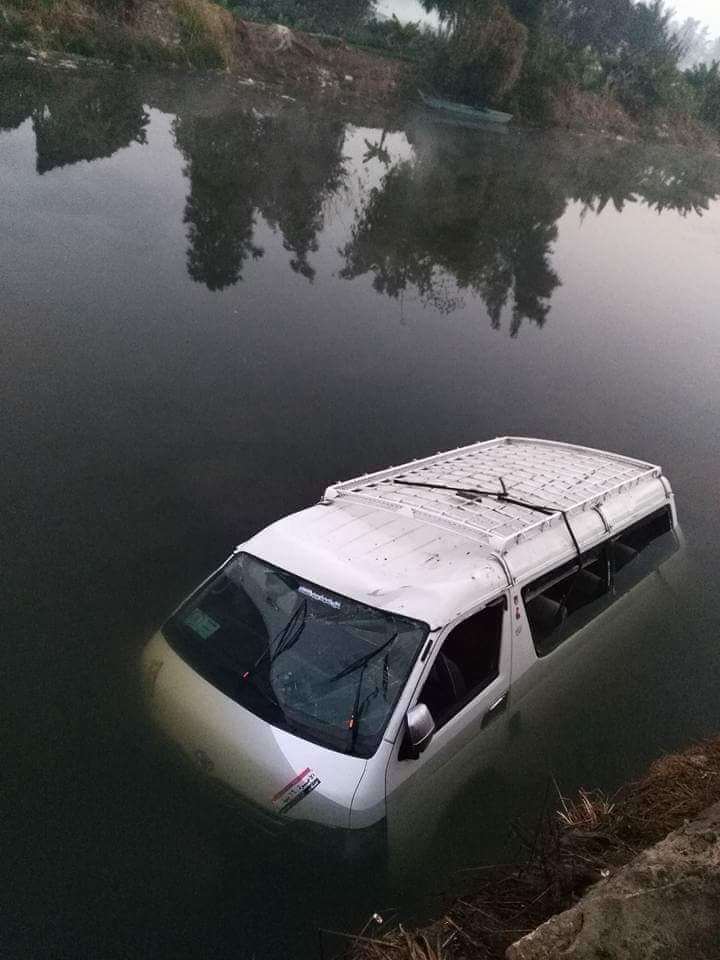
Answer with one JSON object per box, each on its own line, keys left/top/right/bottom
{"left": 142, "top": 438, "right": 679, "bottom": 846}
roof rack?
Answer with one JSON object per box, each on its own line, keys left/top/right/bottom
{"left": 323, "top": 438, "right": 661, "bottom": 552}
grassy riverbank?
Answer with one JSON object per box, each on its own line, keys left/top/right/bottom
{"left": 0, "top": 0, "right": 235, "bottom": 67}
{"left": 0, "top": 0, "right": 410, "bottom": 102}
{"left": 2, "top": 0, "right": 719, "bottom": 145}
{"left": 349, "top": 737, "right": 720, "bottom": 960}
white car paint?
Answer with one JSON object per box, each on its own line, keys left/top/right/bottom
{"left": 144, "top": 631, "right": 368, "bottom": 829}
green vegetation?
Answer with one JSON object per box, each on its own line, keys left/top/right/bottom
{"left": 687, "top": 61, "right": 720, "bottom": 129}
{"left": 341, "top": 16, "right": 438, "bottom": 61}
{"left": 412, "top": 0, "right": 720, "bottom": 132}
{"left": 424, "top": 2, "right": 527, "bottom": 106}
{"left": 3, "top": 0, "right": 720, "bottom": 142}
{"left": 0, "top": 0, "right": 241, "bottom": 68}
{"left": 221, "top": 0, "right": 720, "bottom": 139}
{"left": 174, "top": 0, "right": 233, "bottom": 67}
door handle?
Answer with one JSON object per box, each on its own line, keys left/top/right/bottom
{"left": 482, "top": 691, "right": 508, "bottom": 728}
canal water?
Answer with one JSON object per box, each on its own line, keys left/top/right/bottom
{"left": 2, "top": 60, "right": 719, "bottom": 959}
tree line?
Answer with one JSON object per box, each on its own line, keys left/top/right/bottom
{"left": 5, "top": 60, "right": 720, "bottom": 333}
{"left": 226, "top": 0, "right": 720, "bottom": 133}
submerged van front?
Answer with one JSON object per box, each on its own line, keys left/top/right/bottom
{"left": 143, "top": 550, "right": 428, "bottom": 831}
{"left": 142, "top": 437, "right": 678, "bottom": 847}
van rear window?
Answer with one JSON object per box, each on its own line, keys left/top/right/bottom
{"left": 612, "top": 507, "right": 675, "bottom": 594}
{"left": 163, "top": 553, "right": 428, "bottom": 758}
{"left": 523, "top": 548, "right": 611, "bottom": 656}
{"left": 522, "top": 506, "right": 676, "bottom": 656}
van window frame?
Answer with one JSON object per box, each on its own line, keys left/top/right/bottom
{"left": 522, "top": 545, "right": 608, "bottom": 604}
{"left": 610, "top": 506, "right": 675, "bottom": 584}
{"left": 522, "top": 504, "right": 673, "bottom": 658}
{"left": 413, "top": 595, "right": 508, "bottom": 732}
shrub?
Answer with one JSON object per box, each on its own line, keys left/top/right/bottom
{"left": 173, "top": 0, "right": 237, "bottom": 68}
{"left": 686, "top": 61, "right": 720, "bottom": 129}
{"left": 425, "top": 2, "right": 528, "bottom": 106}
{"left": 346, "top": 15, "right": 438, "bottom": 61}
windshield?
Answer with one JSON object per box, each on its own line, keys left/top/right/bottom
{"left": 162, "top": 553, "right": 428, "bottom": 758}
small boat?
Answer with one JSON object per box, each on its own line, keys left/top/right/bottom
{"left": 419, "top": 90, "right": 513, "bottom": 125}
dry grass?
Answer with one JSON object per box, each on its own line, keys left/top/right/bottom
{"left": 169, "top": 0, "right": 239, "bottom": 68}
{"left": 0, "top": 0, "right": 100, "bottom": 56}
{"left": 547, "top": 85, "right": 637, "bottom": 138}
{"left": 0, "top": 0, "right": 408, "bottom": 106}
{"left": 347, "top": 737, "right": 720, "bottom": 960}
{"left": 615, "top": 739, "right": 720, "bottom": 846}
{"left": 556, "top": 788, "right": 615, "bottom": 830}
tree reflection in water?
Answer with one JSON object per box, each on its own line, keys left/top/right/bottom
{"left": 0, "top": 62, "right": 148, "bottom": 172}
{"left": 341, "top": 124, "right": 565, "bottom": 334}
{"left": 0, "top": 62, "right": 48, "bottom": 133}
{"left": 3, "top": 60, "right": 720, "bottom": 330}
{"left": 174, "top": 112, "right": 265, "bottom": 291}
{"left": 258, "top": 112, "right": 347, "bottom": 282}
{"left": 568, "top": 139, "right": 720, "bottom": 217}
{"left": 341, "top": 121, "right": 720, "bottom": 334}
{"left": 32, "top": 83, "right": 148, "bottom": 175}
{"left": 174, "top": 108, "right": 347, "bottom": 289}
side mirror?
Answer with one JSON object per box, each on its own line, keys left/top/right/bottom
{"left": 405, "top": 703, "right": 436, "bottom": 758}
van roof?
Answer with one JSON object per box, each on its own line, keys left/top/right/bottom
{"left": 243, "top": 438, "right": 673, "bottom": 628}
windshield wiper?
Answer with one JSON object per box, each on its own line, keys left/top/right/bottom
{"left": 268, "top": 602, "right": 308, "bottom": 666}
{"left": 393, "top": 477, "right": 582, "bottom": 559}
{"left": 342, "top": 632, "right": 397, "bottom": 752}
{"left": 240, "top": 598, "right": 308, "bottom": 710}
{"left": 249, "top": 597, "right": 308, "bottom": 673}
{"left": 392, "top": 477, "right": 557, "bottom": 515}
{"left": 347, "top": 683, "right": 380, "bottom": 752}
{"left": 329, "top": 630, "right": 398, "bottom": 684}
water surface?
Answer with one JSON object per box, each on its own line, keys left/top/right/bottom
{"left": 2, "top": 60, "right": 720, "bottom": 959}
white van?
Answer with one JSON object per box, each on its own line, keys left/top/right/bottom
{"left": 142, "top": 438, "right": 678, "bottom": 847}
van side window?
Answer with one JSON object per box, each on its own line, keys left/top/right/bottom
{"left": 523, "top": 549, "right": 610, "bottom": 657}
{"left": 419, "top": 603, "right": 504, "bottom": 728}
{"left": 613, "top": 507, "right": 675, "bottom": 595}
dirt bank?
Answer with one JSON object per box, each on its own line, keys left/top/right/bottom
{"left": 508, "top": 800, "right": 720, "bottom": 959}
{"left": 0, "top": 0, "right": 411, "bottom": 106}
{"left": 349, "top": 737, "right": 720, "bottom": 960}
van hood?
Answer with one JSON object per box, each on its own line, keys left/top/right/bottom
{"left": 143, "top": 633, "right": 368, "bottom": 829}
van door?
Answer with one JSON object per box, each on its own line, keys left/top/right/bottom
{"left": 384, "top": 597, "right": 511, "bottom": 875}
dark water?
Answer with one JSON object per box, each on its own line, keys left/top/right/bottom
{"left": 2, "top": 59, "right": 720, "bottom": 959}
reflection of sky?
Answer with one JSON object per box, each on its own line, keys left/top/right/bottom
{"left": 553, "top": 197, "right": 720, "bottom": 414}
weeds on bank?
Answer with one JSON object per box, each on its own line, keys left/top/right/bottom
{"left": 556, "top": 787, "right": 615, "bottom": 830}
{"left": 173, "top": 0, "right": 233, "bottom": 68}
{"left": 347, "top": 737, "right": 720, "bottom": 960}
{"left": 0, "top": 0, "right": 240, "bottom": 69}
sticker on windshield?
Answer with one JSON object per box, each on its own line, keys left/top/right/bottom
{"left": 184, "top": 609, "right": 220, "bottom": 640}
{"left": 272, "top": 767, "right": 321, "bottom": 815}
{"left": 297, "top": 586, "right": 341, "bottom": 610}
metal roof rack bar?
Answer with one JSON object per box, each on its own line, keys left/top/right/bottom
{"left": 323, "top": 438, "right": 662, "bottom": 552}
